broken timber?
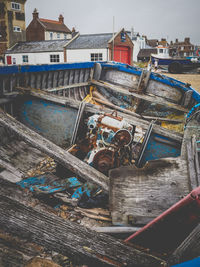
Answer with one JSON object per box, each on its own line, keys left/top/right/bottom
{"left": 0, "top": 178, "right": 166, "bottom": 267}
{"left": 0, "top": 109, "right": 109, "bottom": 191}
{"left": 92, "top": 80, "right": 189, "bottom": 113}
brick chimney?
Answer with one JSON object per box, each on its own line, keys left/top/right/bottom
{"left": 59, "top": 14, "right": 64, "bottom": 24}
{"left": 72, "top": 27, "right": 76, "bottom": 33}
{"left": 175, "top": 38, "right": 178, "bottom": 43}
{"left": 33, "top": 8, "right": 39, "bottom": 19}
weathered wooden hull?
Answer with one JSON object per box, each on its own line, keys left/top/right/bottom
{"left": 1, "top": 61, "right": 199, "bottom": 172}
{"left": 1, "top": 61, "right": 200, "bottom": 114}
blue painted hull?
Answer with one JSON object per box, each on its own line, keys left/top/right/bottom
{"left": 1, "top": 61, "right": 200, "bottom": 166}
{"left": 1, "top": 61, "right": 200, "bottom": 102}
{"left": 151, "top": 55, "right": 193, "bottom": 66}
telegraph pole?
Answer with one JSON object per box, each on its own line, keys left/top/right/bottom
{"left": 112, "top": 16, "right": 115, "bottom": 61}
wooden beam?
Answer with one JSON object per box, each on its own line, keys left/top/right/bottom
{"left": 0, "top": 98, "right": 14, "bottom": 105}
{"left": 16, "top": 87, "right": 183, "bottom": 143}
{"left": 0, "top": 179, "right": 166, "bottom": 267}
{"left": 91, "top": 226, "right": 141, "bottom": 234}
{"left": 186, "top": 140, "right": 198, "bottom": 190}
{"left": 0, "top": 109, "right": 109, "bottom": 192}
{"left": 44, "top": 82, "right": 90, "bottom": 92}
{"left": 92, "top": 80, "right": 189, "bottom": 113}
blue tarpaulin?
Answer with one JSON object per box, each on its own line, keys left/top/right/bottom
{"left": 17, "top": 174, "right": 98, "bottom": 199}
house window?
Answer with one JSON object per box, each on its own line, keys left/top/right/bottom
{"left": 13, "top": 26, "right": 21, "bottom": 32}
{"left": 57, "top": 33, "right": 60, "bottom": 39}
{"left": 11, "top": 2, "right": 21, "bottom": 10}
{"left": 50, "top": 54, "right": 60, "bottom": 63}
{"left": 64, "top": 34, "right": 67, "bottom": 39}
{"left": 22, "top": 55, "right": 28, "bottom": 63}
{"left": 13, "top": 58, "right": 16, "bottom": 64}
{"left": 50, "top": 32, "right": 53, "bottom": 40}
{"left": 90, "top": 53, "right": 103, "bottom": 61}
{"left": 159, "top": 49, "right": 163, "bottom": 53}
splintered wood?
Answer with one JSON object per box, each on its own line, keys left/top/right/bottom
{"left": 110, "top": 158, "right": 190, "bottom": 226}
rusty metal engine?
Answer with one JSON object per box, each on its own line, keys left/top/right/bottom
{"left": 84, "top": 112, "right": 133, "bottom": 175}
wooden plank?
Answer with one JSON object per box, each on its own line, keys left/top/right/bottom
{"left": 92, "top": 80, "right": 189, "bottom": 113}
{"left": 0, "top": 109, "right": 109, "bottom": 192}
{"left": 0, "top": 159, "right": 24, "bottom": 181}
{"left": 109, "top": 158, "right": 190, "bottom": 226}
{"left": 16, "top": 87, "right": 183, "bottom": 143}
{"left": 186, "top": 141, "right": 198, "bottom": 190}
{"left": 91, "top": 226, "right": 141, "bottom": 234}
{"left": 169, "top": 223, "right": 200, "bottom": 265}
{"left": 2, "top": 91, "right": 19, "bottom": 96}
{"left": 45, "top": 82, "right": 90, "bottom": 92}
{"left": 71, "top": 101, "right": 86, "bottom": 145}
{"left": 146, "top": 79, "right": 183, "bottom": 103}
{"left": 0, "top": 98, "right": 15, "bottom": 105}
{"left": 0, "top": 199, "right": 165, "bottom": 266}
{"left": 192, "top": 135, "right": 200, "bottom": 186}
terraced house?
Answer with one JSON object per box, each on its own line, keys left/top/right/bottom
{"left": 0, "top": 0, "right": 26, "bottom": 63}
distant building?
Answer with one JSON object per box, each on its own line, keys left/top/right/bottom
{"left": 65, "top": 29, "right": 133, "bottom": 65}
{"left": 127, "top": 29, "right": 146, "bottom": 62}
{"left": 146, "top": 39, "right": 158, "bottom": 48}
{"left": 137, "top": 38, "right": 169, "bottom": 62}
{"left": 5, "top": 29, "right": 133, "bottom": 65}
{"left": 26, "top": 9, "right": 72, "bottom": 42}
{"left": 5, "top": 39, "right": 72, "bottom": 65}
{"left": 169, "top": 38, "right": 195, "bottom": 57}
{"left": 0, "top": 0, "right": 27, "bottom": 62}
{"left": 137, "top": 48, "right": 157, "bottom": 62}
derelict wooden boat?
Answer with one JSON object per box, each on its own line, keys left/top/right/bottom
{"left": 0, "top": 61, "right": 200, "bottom": 266}
{"left": 0, "top": 60, "right": 199, "bottom": 176}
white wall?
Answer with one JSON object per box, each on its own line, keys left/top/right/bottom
{"left": 45, "top": 31, "right": 72, "bottom": 41}
{"left": 66, "top": 48, "right": 108, "bottom": 62}
{"left": 132, "top": 36, "right": 146, "bottom": 62}
{"left": 5, "top": 51, "right": 65, "bottom": 65}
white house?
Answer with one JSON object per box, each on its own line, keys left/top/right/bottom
{"left": 127, "top": 30, "right": 147, "bottom": 62}
{"left": 5, "top": 39, "right": 70, "bottom": 65}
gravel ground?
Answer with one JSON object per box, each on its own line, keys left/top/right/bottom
{"left": 164, "top": 73, "right": 200, "bottom": 92}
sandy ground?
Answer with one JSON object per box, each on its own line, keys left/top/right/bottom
{"left": 163, "top": 73, "right": 200, "bottom": 92}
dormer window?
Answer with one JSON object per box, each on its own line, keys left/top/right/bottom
{"left": 11, "top": 2, "right": 21, "bottom": 10}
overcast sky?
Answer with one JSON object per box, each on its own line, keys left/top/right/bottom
{"left": 25, "top": 0, "right": 200, "bottom": 45}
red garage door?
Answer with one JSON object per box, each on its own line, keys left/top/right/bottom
{"left": 114, "top": 46, "right": 130, "bottom": 65}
